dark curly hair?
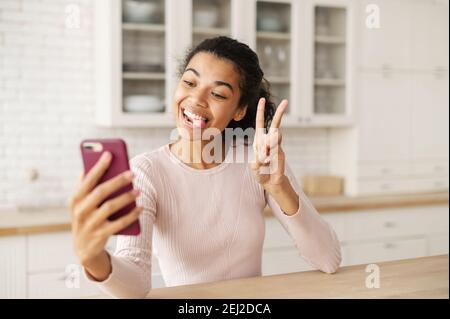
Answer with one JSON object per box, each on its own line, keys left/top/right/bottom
{"left": 178, "top": 36, "right": 276, "bottom": 132}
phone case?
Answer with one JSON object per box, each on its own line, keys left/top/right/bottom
{"left": 80, "top": 138, "right": 141, "bottom": 236}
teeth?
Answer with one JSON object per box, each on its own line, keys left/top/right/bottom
{"left": 184, "top": 109, "right": 206, "bottom": 121}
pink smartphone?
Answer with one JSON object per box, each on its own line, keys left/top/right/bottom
{"left": 80, "top": 138, "right": 141, "bottom": 236}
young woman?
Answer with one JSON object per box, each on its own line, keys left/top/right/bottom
{"left": 68, "top": 37, "right": 341, "bottom": 298}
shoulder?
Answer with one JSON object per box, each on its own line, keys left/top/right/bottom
{"left": 129, "top": 144, "right": 168, "bottom": 177}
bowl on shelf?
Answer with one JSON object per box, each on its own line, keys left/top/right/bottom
{"left": 257, "top": 15, "right": 286, "bottom": 32}
{"left": 124, "top": 95, "right": 164, "bottom": 113}
{"left": 123, "top": 0, "right": 161, "bottom": 24}
{"left": 194, "top": 7, "right": 219, "bottom": 28}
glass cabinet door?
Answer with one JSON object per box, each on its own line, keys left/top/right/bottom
{"left": 313, "top": 5, "right": 347, "bottom": 117}
{"left": 121, "top": 0, "right": 166, "bottom": 115}
{"left": 256, "top": 1, "right": 292, "bottom": 114}
{"left": 192, "top": 0, "right": 231, "bottom": 46}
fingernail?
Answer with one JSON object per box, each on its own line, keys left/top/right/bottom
{"left": 101, "top": 152, "right": 111, "bottom": 161}
{"left": 264, "top": 158, "right": 270, "bottom": 164}
{"left": 132, "top": 189, "right": 140, "bottom": 196}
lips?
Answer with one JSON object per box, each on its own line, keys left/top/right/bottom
{"left": 181, "top": 107, "right": 209, "bottom": 129}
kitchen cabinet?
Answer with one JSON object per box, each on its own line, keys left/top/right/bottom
{"left": 95, "top": 0, "right": 356, "bottom": 128}
{"left": 410, "top": 0, "right": 449, "bottom": 71}
{"left": 358, "top": 72, "right": 411, "bottom": 162}
{"left": 192, "top": 0, "right": 231, "bottom": 46}
{"left": 1, "top": 204, "right": 448, "bottom": 297}
{"left": 329, "top": 0, "right": 449, "bottom": 196}
{"left": 0, "top": 236, "right": 26, "bottom": 298}
{"left": 261, "top": 204, "right": 449, "bottom": 276}
{"left": 358, "top": 0, "right": 448, "bottom": 72}
{"left": 351, "top": 71, "right": 449, "bottom": 196}
{"left": 346, "top": 238, "right": 427, "bottom": 265}
{"left": 306, "top": 0, "right": 355, "bottom": 126}
{"left": 359, "top": 0, "right": 412, "bottom": 71}
{"left": 410, "top": 72, "right": 449, "bottom": 161}
{"left": 0, "top": 231, "right": 165, "bottom": 299}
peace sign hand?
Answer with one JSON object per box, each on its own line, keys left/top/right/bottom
{"left": 250, "top": 97, "right": 288, "bottom": 190}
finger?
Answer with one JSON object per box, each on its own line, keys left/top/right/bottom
{"left": 269, "top": 99, "right": 288, "bottom": 132}
{"left": 75, "top": 170, "right": 135, "bottom": 221}
{"left": 267, "top": 129, "right": 283, "bottom": 150}
{"left": 74, "top": 152, "right": 112, "bottom": 204}
{"left": 88, "top": 189, "right": 140, "bottom": 228}
{"left": 255, "top": 98, "right": 266, "bottom": 130}
{"left": 258, "top": 134, "right": 270, "bottom": 163}
{"left": 68, "top": 169, "right": 88, "bottom": 212}
{"left": 103, "top": 206, "right": 143, "bottom": 236}
{"left": 79, "top": 170, "right": 85, "bottom": 182}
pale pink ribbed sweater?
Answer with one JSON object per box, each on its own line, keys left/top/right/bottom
{"left": 85, "top": 142, "right": 341, "bottom": 298}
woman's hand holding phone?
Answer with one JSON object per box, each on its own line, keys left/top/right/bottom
{"left": 68, "top": 152, "right": 143, "bottom": 281}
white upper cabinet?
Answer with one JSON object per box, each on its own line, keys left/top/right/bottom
{"left": 255, "top": 0, "right": 298, "bottom": 125}
{"left": 359, "top": 0, "right": 412, "bottom": 70}
{"left": 306, "top": 0, "right": 355, "bottom": 126}
{"left": 410, "top": 71, "right": 449, "bottom": 161}
{"left": 95, "top": 0, "right": 357, "bottom": 128}
{"left": 192, "top": 0, "right": 232, "bottom": 46}
{"left": 358, "top": 72, "right": 411, "bottom": 162}
{"left": 359, "top": 0, "right": 449, "bottom": 71}
{"left": 410, "top": 0, "right": 449, "bottom": 71}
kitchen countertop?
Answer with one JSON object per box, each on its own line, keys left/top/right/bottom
{"left": 90, "top": 255, "right": 449, "bottom": 299}
{"left": 0, "top": 191, "right": 448, "bottom": 237}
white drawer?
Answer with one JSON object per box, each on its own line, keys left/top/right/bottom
{"left": 410, "top": 161, "right": 449, "bottom": 177}
{"left": 408, "top": 178, "right": 449, "bottom": 193}
{"left": 262, "top": 247, "right": 313, "bottom": 275}
{"left": 321, "top": 212, "right": 347, "bottom": 242}
{"left": 28, "top": 231, "right": 120, "bottom": 273}
{"left": 345, "top": 206, "right": 448, "bottom": 241}
{"left": 358, "top": 163, "right": 410, "bottom": 179}
{"left": 428, "top": 233, "right": 449, "bottom": 256}
{"left": 346, "top": 237, "right": 427, "bottom": 266}
{"left": 263, "top": 218, "right": 295, "bottom": 249}
{"left": 357, "top": 179, "right": 412, "bottom": 195}
{"left": 28, "top": 267, "right": 100, "bottom": 299}
{"left": 27, "top": 232, "right": 78, "bottom": 273}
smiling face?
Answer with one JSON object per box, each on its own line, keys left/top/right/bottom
{"left": 172, "top": 52, "right": 247, "bottom": 140}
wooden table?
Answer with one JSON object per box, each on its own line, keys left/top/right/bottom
{"left": 142, "top": 255, "right": 448, "bottom": 299}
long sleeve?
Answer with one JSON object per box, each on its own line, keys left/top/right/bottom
{"left": 265, "top": 163, "right": 342, "bottom": 274}
{"left": 83, "top": 156, "right": 157, "bottom": 298}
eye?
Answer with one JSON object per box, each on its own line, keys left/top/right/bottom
{"left": 212, "top": 92, "right": 226, "bottom": 99}
{"left": 183, "top": 80, "right": 194, "bottom": 87}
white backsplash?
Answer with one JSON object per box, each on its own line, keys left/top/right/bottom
{"left": 0, "top": 0, "right": 330, "bottom": 208}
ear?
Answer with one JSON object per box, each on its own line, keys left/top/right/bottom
{"left": 233, "top": 105, "right": 248, "bottom": 122}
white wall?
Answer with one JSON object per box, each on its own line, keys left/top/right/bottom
{"left": 0, "top": 0, "right": 330, "bottom": 208}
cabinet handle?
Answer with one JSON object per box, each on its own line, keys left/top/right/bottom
{"left": 384, "top": 221, "right": 396, "bottom": 228}
{"left": 382, "top": 64, "right": 392, "bottom": 78}
{"left": 298, "top": 117, "right": 303, "bottom": 122}
{"left": 305, "top": 117, "right": 311, "bottom": 123}
{"left": 380, "top": 183, "right": 391, "bottom": 190}
{"left": 381, "top": 167, "right": 391, "bottom": 174}
{"left": 384, "top": 243, "right": 396, "bottom": 249}
{"left": 434, "top": 165, "right": 444, "bottom": 172}
{"left": 434, "top": 181, "right": 445, "bottom": 188}
{"left": 57, "top": 273, "right": 69, "bottom": 281}
{"left": 434, "top": 67, "right": 446, "bottom": 79}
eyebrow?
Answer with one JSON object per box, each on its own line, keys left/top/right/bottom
{"left": 184, "top": 68, "right": 234, "bottom": 92}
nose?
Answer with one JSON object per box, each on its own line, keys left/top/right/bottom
{"left": 189, "top": 86, "right": 208, "bottom": 108}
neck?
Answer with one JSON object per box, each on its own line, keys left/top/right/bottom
{"left": 170, "top": 136, "right": 227, "bottom": 170}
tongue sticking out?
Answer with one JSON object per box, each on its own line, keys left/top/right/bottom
{"left": 192, "top": 118, "right": 206, "bottom": 129}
